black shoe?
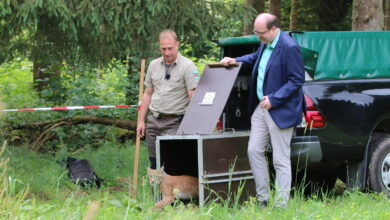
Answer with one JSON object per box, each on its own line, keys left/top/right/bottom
{"left": 257, "top": 200, "right": 268, "bottom": 208}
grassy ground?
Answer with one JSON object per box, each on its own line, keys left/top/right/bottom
{"left": 0, "top": 142, "right": 389, "bottom": 219}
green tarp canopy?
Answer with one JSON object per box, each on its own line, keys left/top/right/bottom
{"left": 218, "top": 35, "right": 260, "bottom": 46}
{"left": 292, "top": 31, "right": 390, "bottom": 80}
{"left": 219, "top": 31, "right": 390, "bottom": 80}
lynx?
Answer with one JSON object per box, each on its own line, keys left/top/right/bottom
{"left": 148, "top": 166, "right": 199, "bottom": 210}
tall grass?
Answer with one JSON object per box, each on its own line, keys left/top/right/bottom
{"left": 0, "top": 141, "right": 29, "bottom": 217}
{"left": 1, "top": 142, "right": 390, "bottom": 219}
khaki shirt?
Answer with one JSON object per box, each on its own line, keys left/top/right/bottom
{"left": 145, "top": 53, "right": 199, "bottom": 116}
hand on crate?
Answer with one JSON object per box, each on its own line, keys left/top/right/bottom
{"left": 208, "top": 57, "right": 238, "bottom": 67}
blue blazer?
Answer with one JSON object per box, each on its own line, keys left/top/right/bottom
{"left": 236, "top": 31, "right": 305, "bottom": 129}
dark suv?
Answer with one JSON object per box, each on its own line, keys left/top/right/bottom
{"left": 219, "top": 31, "right": 390, "bottom": 195}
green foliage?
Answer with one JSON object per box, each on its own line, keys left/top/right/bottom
{"left": 0, "top": 58, "right": 40, "bottom": 109}
{"left": 0, "top": 0, "right": 252, "bottom": 104}
{"left": 0, "top": 58, "right": 137, "bottom": 149}
{"left": 0, "top": 0, "right": 253, "bottom": 65}
{"left": 0, "top": 58, "right": 134, "bottom": 116}
{"left": 61, "top": 59, "right": 130, "bottom": 108}
{"left": 280, "top": 0, "right": 352, "bottom": 31}
{"left": 181, "top": 40, "right": 219, "bottom": 74}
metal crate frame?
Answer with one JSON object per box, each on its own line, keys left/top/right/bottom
{"left": 156, "top": 132, "right": 255, "bottom": 207}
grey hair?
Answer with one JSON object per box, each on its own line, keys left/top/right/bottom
{"left": 159, "top": 29, "right": 178, "bottom": 42}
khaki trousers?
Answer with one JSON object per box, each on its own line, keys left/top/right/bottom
{"left": 145, "top": 114, "right": 182, "bottom": 159}
{"left": 248, "top": 105, "right": 293, "bottom": 207}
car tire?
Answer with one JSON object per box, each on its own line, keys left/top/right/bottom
{"left": 368, "top": 133, "right": 390, "bottom": 195}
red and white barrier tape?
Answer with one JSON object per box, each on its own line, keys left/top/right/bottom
{"left": 0, "top": 105, "right": 139, "bottom": 112}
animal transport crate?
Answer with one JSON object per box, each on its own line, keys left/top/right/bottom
{"left": 156, "top": 132, "right": 255, "bottom": 206}
{"left": 155, "top": 62, "right": 257, "bottom": 206}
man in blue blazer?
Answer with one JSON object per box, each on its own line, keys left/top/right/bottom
{"left": 221, "top": 13, "right": 305, "bottom": 208}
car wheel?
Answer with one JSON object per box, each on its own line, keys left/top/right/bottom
{"left": 368, "top": 134, "right": 390, "bottom": 195}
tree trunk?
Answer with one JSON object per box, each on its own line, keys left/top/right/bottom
{"left": 290, "top": 0, "right": 298, "bottom": 30}
{"left": 385, "top": 0, "right": 390, "bottom": 30}
{"left": 352, "top": 0, "right": 384, "bottom": 30}
{"left": 32, "top": 62, "right": 48, "bottom": 92}
{"left": 269, "top": 0, "right": 282, "bottom": 20}
{"left": 32, "top": 15, "right": 64, "bottom": 102}
{"left": 32, "top": 60, "right": 64, "bottom": 103}
{"left": 244, "top": 0, "right": 265, "bottom": 35}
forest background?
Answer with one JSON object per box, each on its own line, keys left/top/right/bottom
{"left": 1, "top": 0, "right": 389, "bottom": 150}
{"left": 0, "top": 0, "right": 389, "bottom": 219}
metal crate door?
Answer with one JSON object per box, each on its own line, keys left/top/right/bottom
{"left": 198, "top": 134, "right": 256, "bottom": 206}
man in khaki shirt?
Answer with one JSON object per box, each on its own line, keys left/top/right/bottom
{"left": 136, "top": 30, "right": 199, "bottom": 169}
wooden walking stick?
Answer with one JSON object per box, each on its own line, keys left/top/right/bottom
{"left": 132, "top": 59, "right": 145, "bottom": 199}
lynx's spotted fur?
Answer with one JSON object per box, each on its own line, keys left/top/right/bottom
{"left": 148, "top": 166, "right": 198, "bottom": 210}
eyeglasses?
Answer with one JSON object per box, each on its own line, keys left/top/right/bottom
{"left": 165, "top": 73, "right": 171, "bottom": 80}
{"left": 252, "top": 29, "right": 270, "bottom": 36}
